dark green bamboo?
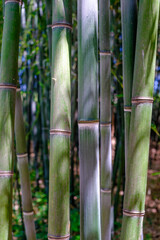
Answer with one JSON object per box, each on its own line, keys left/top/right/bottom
{"left": 120, "top": 0, "right": 137, "bottom": 171}
{"left": 121, "top": 1, "right": 159, "bottom": 239}
{"left": 0, "top": 0, "right": 20, "bottom": 238}
{"left": 78, "top": 0, "right": 101, "bottom": 239}
{"left": 99, "top": 0, "right": 112, "bottom": 239}
{"left": 48, "top": 0, "right": 72, "bottom": 239}
{"left": 15, "top": 88, "right": 37, "bottom": 240}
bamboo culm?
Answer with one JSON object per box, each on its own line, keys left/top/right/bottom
{"left": 48, "top": 0, "right": 72, "bottom": 238}
{"left": 121, "top": 1, "right": 159, "bottom": 239}
{"left": 0, "top": 1, "right": 20, "bottom": 238}
{"left": 99, "top": 0, "right": 112, "bottom": 239}
{"left": 15, "top": 88, "right": 37, "bottom": 240}
{"left": 78, "top": 0, "right": 101, "bottom": 238}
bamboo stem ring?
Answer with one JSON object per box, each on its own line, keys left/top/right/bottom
{"left": 123, "top": 209, "right": 145, "bottom": 217}
{"left": 101, "top": 188, "right": 111, "bottom": 193}
{"left": 124, "top": 106, "right": 132, "bottom": 112}
{"left": 23, "top": 211, "right": 34, "bottom": 216}
{"left": 50, "top": 129, "right": 71, "bottom": 136}
{"left": 5, "top": 0, "right": 23, "bottom": 5}
{"left": 100, "top": 122, "right": 111, "bottom": 127}
{"left": 78, "top": 120, "right": 99, "bottom": 127}
{"left": 132, "top": 97, "right": 153, "bottom": 105}
{"left": 48, "top": 234, "right": 70, "bottom": 240}
{"left": 17, "top": 153, "right": 28, "bottom": 158}
{"left": 51, "top": 23, "right": 72, "bottom": 30}
{"left": 99, "top": 51, "right": 111, "bottom": 56}
{"left": 0, "top": 171, "right": 13, "bottom": 177}
{"left": 0, "top": 83, "right": 17, "bottom": 90}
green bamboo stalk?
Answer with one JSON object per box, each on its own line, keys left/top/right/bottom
{"left": 46, "top": 0, "right": 52, "bottom": 65}
{"left": 78, "top": 0, "right": 101, "bottom": 239}
{"left": 121, "top": 1, "right": 159, "bottom": 239}
{"left": 0, "top": 0, "right": 21, "bottom": 239}
{"left": 120, "top": 0, "right": 137, "bottom": 171}
{"left": 99, "top": 0, "right": 112, "bottom": 239}
{"left": 48, "top": 0, "right": 72, "bottom": 239}
{"left": 15, "top": 87, "right": 37, "bottom": 240}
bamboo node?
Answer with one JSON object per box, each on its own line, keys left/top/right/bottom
{"left": 132, "top": 97, "right": 153, "bottom": 105}
{"left": 0, "top": 83, "right": 17, "bottom": 90}
{"left": 16, "top": 88, "right": 21, "bottom": 92}
{"left": 23, "top": 211, "right": 34, "bottom": 216}
{"left": 17, "top": 153, "right": 28, "bottom": 158}
{"left": 100, "top": 51, "right": 111, "bottom": 56}
{"left": 48, "top": 234, "right": 70, "bottom": 240}
{"left": 50, "top": 129, "right": 71, "bottom": 136}
{"left": 101, "top": 188, "right": 111, "bottom": 193}
{"left": 51, "top": 23, "right": 72, "bottom": 30}
{"left": 124, "top": 106, "right": 132, "bottom": 112}
{"left": 123, "top": 209, "right": 145, "bottom": 217}
{"left": 100, "top": 122, "right": 111, "bottom": 127}
{"left": 0, "top": 171, "right": 13, "bottom": 177}
{"left": 78, "top": 120, "right": 99, "bottom": 127}
{"left": 5, "top": 0, "right": 23, "bottom": 5}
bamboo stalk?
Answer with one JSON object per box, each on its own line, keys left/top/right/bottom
{"left": 15, "top": 87, "right": 37, "bottom": 240}
{"left": 99, "top": 0, "right": 112, "bottom": 239}
{"left": 48, "top": 0, "right": 72, "bottom": 238}
{"left": 46, "top": 0, "right": 52, "bottom": 65}
{"left": 120, "top": 0, "right": 137, "bottom": 171}
{"left": 0, "top": 0, "right": 21, "bottom": 238}
{"left": 121, "top": 1, "right": 159, "bottom": 239}
{"left": 78, "top": 0, "right": 101, "bottom": 238}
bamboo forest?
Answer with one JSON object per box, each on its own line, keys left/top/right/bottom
{"left": 0, "top": 0, "right": 160, "bottom": 239}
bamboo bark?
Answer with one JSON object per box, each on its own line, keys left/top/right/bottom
{"left": 0, "top": 1, "right": 20, "bottom": 239}
{"left": 121, "top": 1, "right": 159, "bottom": 239}
{"left": 15, "top": 88, "right": 37, "bottom": 240}
{"left": 48, "top": 0, "right": 72, "bottom": 238}
{"left": 78, "top": 0, "right": 101, "bottom": 238}
{"left": 99, "top": 0, "right": 112, "bottom": 239}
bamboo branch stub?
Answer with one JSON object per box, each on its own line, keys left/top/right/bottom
{"left": 123, "top": 209, "right": 145, "bottom": 217}
{"left": 48, "top": 234, "right": 70, "bottom": 240}
{"left": 0, "top": 171, "right": 14, "bottom": 177}
{"left": 132, "top": 97, "right": 153, "bottom": 105}
{"left": 50, "top": 129, "right": 71, "bottom": 136}
{"left": 51, "top": 23, "right": 72, "bottom": 30}
{"left": 0, "top": 83, "right": 17, "bottom": 90}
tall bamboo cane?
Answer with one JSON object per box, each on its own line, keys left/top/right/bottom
{"left": 0, "top": 0, "right": 21, "bottom": 238}
{"left": 120, "top": 0, "right": 137, "bottom": 170}
{"left": 48, "top": 0, "right": 72, "bottom": 239}
{"left": 46, "top": 0, "right": 52, "bottom": 65}
{"left": 78, "top": 0, "right": 101, "bottom": 239}
{"left": 15, "top": 86, "right": 37, "bottom": 240}
{"left": 99, "top": 0, "right": 112, "bottom": 239}
{"left": 121, "top": 1, "right": 159, "bottom": 239}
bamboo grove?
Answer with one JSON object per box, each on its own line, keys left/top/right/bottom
{"left": 0, "top": 0, "right": 159, "bottom": 239}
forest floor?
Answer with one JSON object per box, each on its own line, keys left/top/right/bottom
{"left": 12, "top": 140, "right": 160, "bottom": 240}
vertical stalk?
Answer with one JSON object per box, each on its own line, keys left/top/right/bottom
{"left": 0, "top": 0, "right": 20, "bottom": 239}
{"left": 121, "top": 1, "right": 159, "bottom": 239}
{"left": 99, "top": 0, "right": 112, "bottom": 239}
{"left": 48, "top": 0, "right": 72, "bottom": 239}
{"left": 15, "top": 87, "right": 37, "bottom": 240}
{"left": 46, "top": 0, "right": 52, "bottom": 65}
{"left": 120, "top": 0, "right": 137, "bottom": 171}
{"left": 78, "top": 0, "right": 101, "bottom": 239}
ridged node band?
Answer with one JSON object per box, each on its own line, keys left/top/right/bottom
{"left": 132, "top": 97, "right": 153, "bottom": 105}
{"left": 124, "top": 106, "right": 132, "bottom": 112}
{"left": 48, "top": 234, "right": 70, "bottom": 240}
{"left": 51, "top": 23, "right": 72, "bottom": 30}
{"left": 50, "top": 129, "right": 71, "bottom": 136}
{"left": 0, "top": 171, "right": 14, "bottom": 177}
{"left": 100, "top": 122, "right": 111, "bottom": 127}
{"left": 0, "top": 84, "right": 17, "bottom": 90}
{"left": 100, "top": 51, "right": 111, "bottom": 56}
{"left": 101, "top": 188, "right": 111, "bottom": 194}
{"left": 123, "top": 209, "right": 145, "bottom": 217}
{"left": 23, "top": 211, "right": 34, "bottom": 216}
{"left": 5, "top": 0, "right": 22, "bottom": 5}
{"left": 17, "top": 153, "right": 28, "bottom": 158}
{"left": 78, "top": 120, "right": 99, "bottom": 127}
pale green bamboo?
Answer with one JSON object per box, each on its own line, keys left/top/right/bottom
{"left": 99, "top": 0, "right": 112, "bottom": 239}
{"left": 78, "top": 0, "right": 101, "bottom": 239}
{"left": 0, "top": 1, "right": 21, "bottom": 238}
{"left": 15, "top": 88, "right": 36, "bottom": 240}
{"left": 121, "top": 1, "right": 159, "bottom": 239}
{"left": 48, "top": 0, "right": 72, "bottom": 238}
{"left": 120, "top": 0, "right": 137, "bottom": 171}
